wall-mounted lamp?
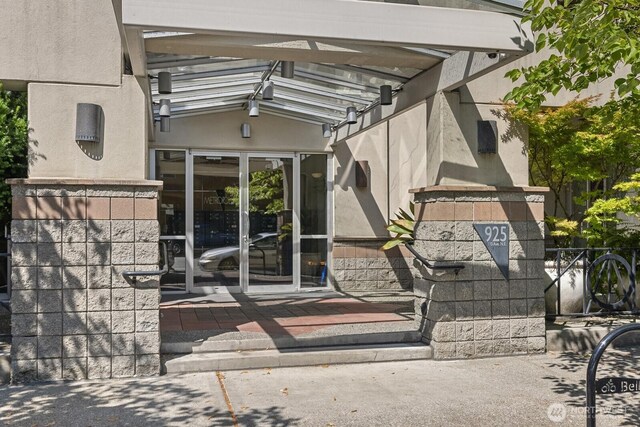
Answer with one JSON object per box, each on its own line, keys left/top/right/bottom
{"left": 380, "top": 85, "right": 393, "bottom": 106}
{"left": 281, "top": 61, "right": 295, "bottom": 79}
{"left": 322, "top": 123, "right": 332, "bottom": 138}
{"left": 477, "top": 120, "right": 498, "bottom": 154}
{"left": 158, "top": 72, "right": 172, "bottom": 94}
{"left": 346, "top": 106, "right": 358, "bottom": 124}
{"left": 355, "top": 160, "right": 369, "bottom": 188}
{"left": 249, "top": 100, "right": 260, "bottom": 117}
{"left": 262, "top": 80, "right": 274, "bottom": 100}
{"left": 75, "top": 103, "right": 103, "bottom": 143}
{"left": 159, "top": 99, "right": 171, "bottom": 117}
{"left": 311, "top": 172, "right": 324, "bottom": 179}
{"left": 241, "top": 123, "right": 251, "bottom": 138}
{"left": 160, "top": 117, "right": 170, "bottom": 133}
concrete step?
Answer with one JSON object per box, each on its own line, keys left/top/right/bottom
{"left": 163, "top": 342, "right": 432, "bottom": 373}
{"left": 162, "top": 327, "right": 422, "bottom": 354}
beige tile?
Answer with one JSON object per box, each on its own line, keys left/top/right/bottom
{"left": 12, "top": 197, "right": 37, "bottom": 219}
{"left": 62, "top": 197, "right": 87, "bottom": 220}
{"left": 134, "top": 198, "right": 157, "bottom": 220}
{"left": 37, "top": 197, "right": 62, "bottom": 220}
{"left": 430, "top": 202, "right": 454, "bottom": 221}
{"left": 111, "top": 198, "right": 134, "bottom": 220}
{"left": 527, "top": 202, "right": 545, "bottom": 221}
{"left": 454, "top": 202, "right": 473, "bottom": 221}
{"left": 87, "top": 197, "right": 110, "bottom": 220}
{"left": 473, "top": 202, "right": 492, "bottom": 221}
{"left": 491, "top": 202, "right": 509, "bottom": 221}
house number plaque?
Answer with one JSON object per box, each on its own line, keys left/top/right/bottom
{"left": 474, "top": 223, "right": 510, "bottom": 280}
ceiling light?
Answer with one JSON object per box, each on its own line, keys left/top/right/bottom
{"left": 249, "top": 100, "right": 260, "bottom": 117}
{"left": 241, "top": 123, "right": 251, "bottom": 138}
{"left": 160, "top": 117, "right": 170, "bottom": 133}
{"left": 322, "top": 123, "right": 332, "bottom": 138}
{"left": 380, "top": 85, "right": 393, "bottom": 106}
{"left": 262, "top": 81, "right": 274, "bottom": 100}
{"left": 158, "top": 72, "right": 172, "bottom": 94}
{"left": 159, "top": 99, "right": 171, "bottom": 117}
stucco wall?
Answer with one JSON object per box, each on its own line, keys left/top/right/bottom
{"left": 0, "top": 0, "right": 121, "bottom": 90}
{"left": 28, "top": 76, "right": 148, "bottom": 180}
{"left": 427, "top": 92, "right": 528, "bottom": 187}
{"left": 151, "top": 110, "right": 330, "bottom": 153}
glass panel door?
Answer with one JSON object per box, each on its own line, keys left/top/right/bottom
{"left": 246, "top": 156, "right": 297, "bottom": 292}
{"left": 191, "top": 154, "right": 241, "bottom": 292}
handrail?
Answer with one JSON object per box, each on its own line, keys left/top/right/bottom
{"left": 122, "top": 242, "right": 169, "bottom": 283}
{"left": 404, "top": 242, "right": 465, "bottom": 274}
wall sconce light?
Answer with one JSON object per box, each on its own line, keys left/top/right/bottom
{"left": 160, "top": 117, "right": 170, "bottom": 133}
{"left": 322, "top": 123, "right": 332, "bottom": 138}
{"left": 159, "top": 99, "right": 171, "bottom": 117}
{"left": 249, "top": 100, "right": 260, "bottom": 117}
{"left": 158, "top": 72, "right": 172, "bottom": 94}
{"left": 75, "top": 103, "right": 103, "bottom": 143}
{"left": 346, "top": 106, "right": 358, "bottom": 124}
{"left": 477, "top": 120, "right": 498, "bottom": 154}
{"left": 241, "top": 123, "right": 251, "bottom": 138}
{"left": 311, "top": 172, "right": 324, "bottom": 179}
{"left": 262, "top": 80, "right": 274, "bottom": 100}
{"left": 355, "top": 160, "right": 369, "bottom": 188}
{"left": 281, "top": 61, "right": 295, "bottom": 79}
{"left": 380, "top": 85, "right": 393, "bottom": 106}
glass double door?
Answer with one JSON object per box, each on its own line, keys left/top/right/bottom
{"left": 189, "top": 152, "right": 298, "bottom": 293}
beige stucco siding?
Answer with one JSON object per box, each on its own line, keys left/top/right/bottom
{"left": 28, "top": 76, "right": 147, "bottom": 179}
{"left": 0, "top": 0, "right": 122, "bottom": 90}
{"left": 151, "top": 110, "right": 330, "bottom": 153}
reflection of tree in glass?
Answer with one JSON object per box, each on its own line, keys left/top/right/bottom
{"left": 225, "top": 169, "right": 284, "bottom": 214}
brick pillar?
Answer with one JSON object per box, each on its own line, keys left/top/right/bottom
{"left": 7, "top": 179, "right": 162, "bottom": 382}
{"left": 411, "top": 186, "right": 547, "bottom": 359}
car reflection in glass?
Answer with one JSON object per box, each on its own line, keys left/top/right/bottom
{"left": 198, "top": 232, "right": 278, "bottom": 274}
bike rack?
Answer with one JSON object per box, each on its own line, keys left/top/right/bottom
{"left": 586, "top": 323, "right": 640, "bottom": 427}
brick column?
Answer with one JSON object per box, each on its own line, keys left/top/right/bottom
{"left": 7, "top": 179, "right": 162, "bottom": 382}
{"left": 411, "top": 186, "right": 547, "bottom": 359}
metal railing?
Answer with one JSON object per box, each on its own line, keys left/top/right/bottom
{"left": 405, "top": 242, "right": 465, "bottom": 274}
{"left": 545, "top": 248, "right": 640, "bottom": 318}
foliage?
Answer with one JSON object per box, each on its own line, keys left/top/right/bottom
{"left": 0, "top": 85, "right": 29, "bottom": 227}
{"left": 382, "top": 202, "right": 415, "bottom": 250}
{"left": 225, "top": 169, "right": 285, "bottom": 215}
{"left": 583, "top": 173, "right": 640, "bottom": 247}
{"left": 504, "top": 97, "right": 640, "bottom": 246}
{"left": 504, "top": 0, "right": 640, "bottom": 111}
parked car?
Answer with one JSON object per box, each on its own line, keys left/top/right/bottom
{"left": 198, "top": 232, "right": 278, "bottom": 273}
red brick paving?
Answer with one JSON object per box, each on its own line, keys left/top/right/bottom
{"left": 160, "top": 296, "right": 412, "bottom": 336}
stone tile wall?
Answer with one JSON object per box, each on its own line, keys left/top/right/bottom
{"left": 331, "top": 240, "right": 415, "bottom": 291}
{"left": 411, "top": 187, "right": 547, "bottom": 359}
{"left": 8, "top": 180, "right": 162, "bottom": 382}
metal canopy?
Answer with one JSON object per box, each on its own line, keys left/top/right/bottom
{"left": 126, "top": 0, "right": 532, "bottom": 131}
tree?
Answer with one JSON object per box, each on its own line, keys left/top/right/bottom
{"left": 225, "top": 169, "right": 284, "bottom": 214}
{"left": 0, "top": 85, "right": 29, "bottom": 229}
{"left": 504, "top": 0, "right": 640, "bottom": 111}
{"left": 503, "top": 97, "right": 640, "bottom": 245}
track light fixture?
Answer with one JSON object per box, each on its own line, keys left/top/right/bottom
{"left": 281, "top": 61, "right": 295, "bottom": 79}
{"left": 262, "top": 80, "right": 274, "bottom": 100}
{"left": 380, "top": 85, "right": 393, "bottom": 106}
{"left": 346, "top": 106, "right": 358, "bottom": 124}
{"left": 158, "top": 72, "right": 172, "bottom": 94}
{"left": 160, "top": 117, "right": 170, "bottom": 132}
{"left": 249, "top": 100, "right": 259, "bottom": 117}
{"left": 159, "top": 99, "right": 171, "bottom": 117}
{"left": 322, "top": 123, "right": 332, "bottom": 138}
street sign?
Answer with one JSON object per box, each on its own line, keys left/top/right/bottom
{"left": 474, "top": 223, "right": 509, "bottom": 280}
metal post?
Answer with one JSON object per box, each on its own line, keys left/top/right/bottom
{"left": 556, "top": 250, "right": 562, "bottom": 316}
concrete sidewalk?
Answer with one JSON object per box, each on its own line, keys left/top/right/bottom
{"left": 0, "top": 352, "right": 638, "bottom": 426}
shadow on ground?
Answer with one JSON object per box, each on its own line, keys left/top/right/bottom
{"left": 545, "top": 345, "right": 640, "bottom": 426}
{"left": 0, "top": 373, "right": 299, "bottom": 426}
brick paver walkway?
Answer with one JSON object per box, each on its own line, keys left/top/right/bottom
{"left": 160, "top": 296, "right": 412, "bottom": 336}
